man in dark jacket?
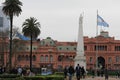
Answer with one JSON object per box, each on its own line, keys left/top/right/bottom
{"left": 105, "top": 68, "right": 108, "bottom": 80}
{"left": 81, "top": 66, "right": 85, "bottom": 79}
{"left": 75, "top": 64, "right": 81, "bottom": 80}
{"left": 68, "top": 65, "right": 74, "bottom": 80}
{"left": 64, "top": 66, "right": 68, "bottom": 78}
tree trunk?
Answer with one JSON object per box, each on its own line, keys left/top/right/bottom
{"left": 30, "top": 33, "right": 32, "bottom": 71}
{"left": 9, "top": 15, "right": 13, "bottom": 72}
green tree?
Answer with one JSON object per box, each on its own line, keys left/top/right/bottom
{"left": 2, "top": 0, "right": 22, "bottom": 71}
{"left": 22, "top": 17, "right": 41, "bottom": 71}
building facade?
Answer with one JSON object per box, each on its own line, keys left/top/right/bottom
{"left": 0, "top": 6, "right": 9, "bottom": 31}
{"left": 0, "top": 6, "right": 9, "bottom": 67}
{"left": 0, "top": 31, "right": 120, "bottom": 71}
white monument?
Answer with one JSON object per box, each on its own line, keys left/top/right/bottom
{"left": 74, "top": 14, "right": 86, "bottom": 70}
{"left": 0, "top": 6, "right": 9, "bottom": 31}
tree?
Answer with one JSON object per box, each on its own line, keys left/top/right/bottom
{"left": 2, "top": 0, "right": 22, "bottom": 71}
{"left": 22, "top": 17, "right": 41, "bottom": 71}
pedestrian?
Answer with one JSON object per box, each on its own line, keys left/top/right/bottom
{"left": 81, "top": 66, "right": 85, "bottom": 79}
{"left": 64, "top": 66, "right": 68, "bottom": 79}
{"left": 17, "top": 67, "right": 23, "bottom": 75}
{"left": 75, "top": 64, "right": 81, "bottom": 80}
{"left": 91, "top": 69, "right": 95, "bottom": 78}
{"left": 22, "top": 68, "right": 27, "bottom": 76}
{"left": 117, "top": 70, "right": 120, "bottom": 78}
{"left": 104, "top": 68, "right": 108, "bottom": 80}
{"left": 68, "top": 65, "right": 74, "bottom": 80}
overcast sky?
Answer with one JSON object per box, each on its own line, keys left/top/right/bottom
{"left": 0, "top": 0, "right": 120, "bottom": 41}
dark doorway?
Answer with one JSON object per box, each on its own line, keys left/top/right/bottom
{"left": 97, "top": 56, "right": 105, "bottom": 69}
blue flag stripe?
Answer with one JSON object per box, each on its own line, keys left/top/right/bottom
{"left": 97, "top": 15, "right": 109, "bottom": 27}
{"left": 16, "top": 32, "right": 30, "bottom": 40}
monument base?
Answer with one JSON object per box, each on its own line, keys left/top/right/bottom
{"left": 74, "top": 55, "right": 86, "bottom": 70}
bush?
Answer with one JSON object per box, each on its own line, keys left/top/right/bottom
{"left": 0, "top": 77, "right": 25, "bottom": 80}
{"left": 0, "top": 74, "right": 20, "bottom": 78}
{"left": 108, "top": 71, "right": 117, "bottom": 76}
{"left": 46, "top": 76, "right": 64, "bottom": 80}
{"left": 54, "top": 72, "right": 64, "bottom": 75}
{"left": 23, "top": 76, "right": 45, "bottom": 80}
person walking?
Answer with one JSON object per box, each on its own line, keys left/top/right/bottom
{"left": 64, "top": 66, "right": 68, "bottom": 79}
{"left": 17, "top": 67, "right": 23, "bottom": 76}
{"left": 75, "top": 64, "right": 81, "bottom": 80}
{"left": 68, "top": 65, "right": 74, "bottom": 80}
{"left": 117, "top": 70, "right": 120, "bottom": 78}
{"left": 104, "top": 68, "right": 108, "bottom": 80}
{"left": 81, "top": 66, "right": 85, "bottom": 79}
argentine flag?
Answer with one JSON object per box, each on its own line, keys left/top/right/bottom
{"left": 16, "top": 32, "right": 30, "bottom": 40}
{"left": 97, "top": 15, "right": 109, "bottom": 27}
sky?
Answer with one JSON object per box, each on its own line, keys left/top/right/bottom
{"left": 0, "top": 0, "right": 120, "bottom": 41}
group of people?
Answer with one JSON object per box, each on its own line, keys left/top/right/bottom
{"left": 0, "top": 66, "right": 35, "bottom": 77}
{"left": 10, "top": 67, "right": 35, "bottom": 76}
{"left": 64, "top": 64, "right": 85, "bottom": 80}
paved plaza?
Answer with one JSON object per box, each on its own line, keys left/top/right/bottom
{"left": 65, "top": 76, "right": 120, "bottom": 80}
{"left": 77, "top": 77, "right": 119, "bottom": 80}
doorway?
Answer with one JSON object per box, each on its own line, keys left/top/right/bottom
{"left": 97, "top": 56, "right": 105, "bottom": 69}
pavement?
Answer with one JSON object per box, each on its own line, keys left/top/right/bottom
{"left": 65, "top": 76, "right": 120, "bottom": 80}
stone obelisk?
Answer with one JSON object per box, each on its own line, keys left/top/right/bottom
{"left": 74, "top": 14, "right": 86, "bottom": 70}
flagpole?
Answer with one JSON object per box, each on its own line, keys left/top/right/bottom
{"left": 96, "top": 10, "right": 98, "bottom": 76}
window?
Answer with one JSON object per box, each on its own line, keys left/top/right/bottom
{"left": 84, "top": 46, "right": 87, "bottom": 51}
{"left": 108, "top": 57, "right": 112, "bottom": 63}
{"left": 115, "top": 46, "right": 120, "bottom": 51}
{"left": 116, "top": 56, "right": 119, "bottom": 62}
{"left": 90, "top": 57, "right": 93, "bottom": 63}
{"left": 40, "top": 55, "right": 44, "bottom": 62}
{"left": 19, "top": 47, "right": 22, "bottom": 50}
{"left": 74, "top": 48, "right": 76, "bottom": 51}
{"left": 34, "top": 48, "right": 36, "bottom": 50}
{"left": 0, "top": 17, "right": 3, "bottom": 27}
{"left": 94, "top": 45, "right": 107, "bottom": 51}
{"left": 26, "top": 55, "right": 29, "bottom": 61}
{"left": 59, "top": 47, "right": 62, "bottom": 50}
{"left": 45, "top": 55, "right": 48, "bottom": 62}
{"left": 58, "top": 55, "right": 62, "bottom": 61}
{"left": 27, "top": 47, "right": 29, "bottom": 50}
{"left": 50, "top": 55, "right": 53, "bottom": 62}
{"left": 22, "top": 55, "right": 24, "bottom": 60}
{"left": 50, "top": 41, "right": 52, "bottom": 45}
{"left": 33, "top": 55, "right": 36, "bottom": 61}
{"left": 17, "top": 55, "right": 21, "bottom": 61}
{"left": 66, "top": 48, "right": 69, "bottom": 50}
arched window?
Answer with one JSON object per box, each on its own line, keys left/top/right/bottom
{"left": 50, "top": 55, "right": 53, "bottom": 62}
{"left": 40, "top": 55, "right": 44, "bottom": 62}
{"left": 116, "top": 56, "right": 119, "bottom": 62}
{"left": 90, "top": 57, "right": 93, "bottom": 63}
{"left": 26, "top": 55, "right": 29, "bottom": 61}
{"left": 17, "top": 55, "right": 21, "bottom": 61}
{"left": 58, "top": 55, "right": 62, "bottom": 61}
{"left": 33, "top": 55, "right": 36, "bottom": 61}
{"left": 22, "top": 55, "right": 24, "bottom": 60}
{"left": 45, "top": 55, "right": 48, "bottom": 62}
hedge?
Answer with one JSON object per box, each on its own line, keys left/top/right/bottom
{"left": 0, "top": 77, "right": 25, "bottom": 80}
{"left": 0, "top": 74, "right": 20, "bottom": 78}
{"left": 0, "top": 73, "right": 64, "bottom": 80}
